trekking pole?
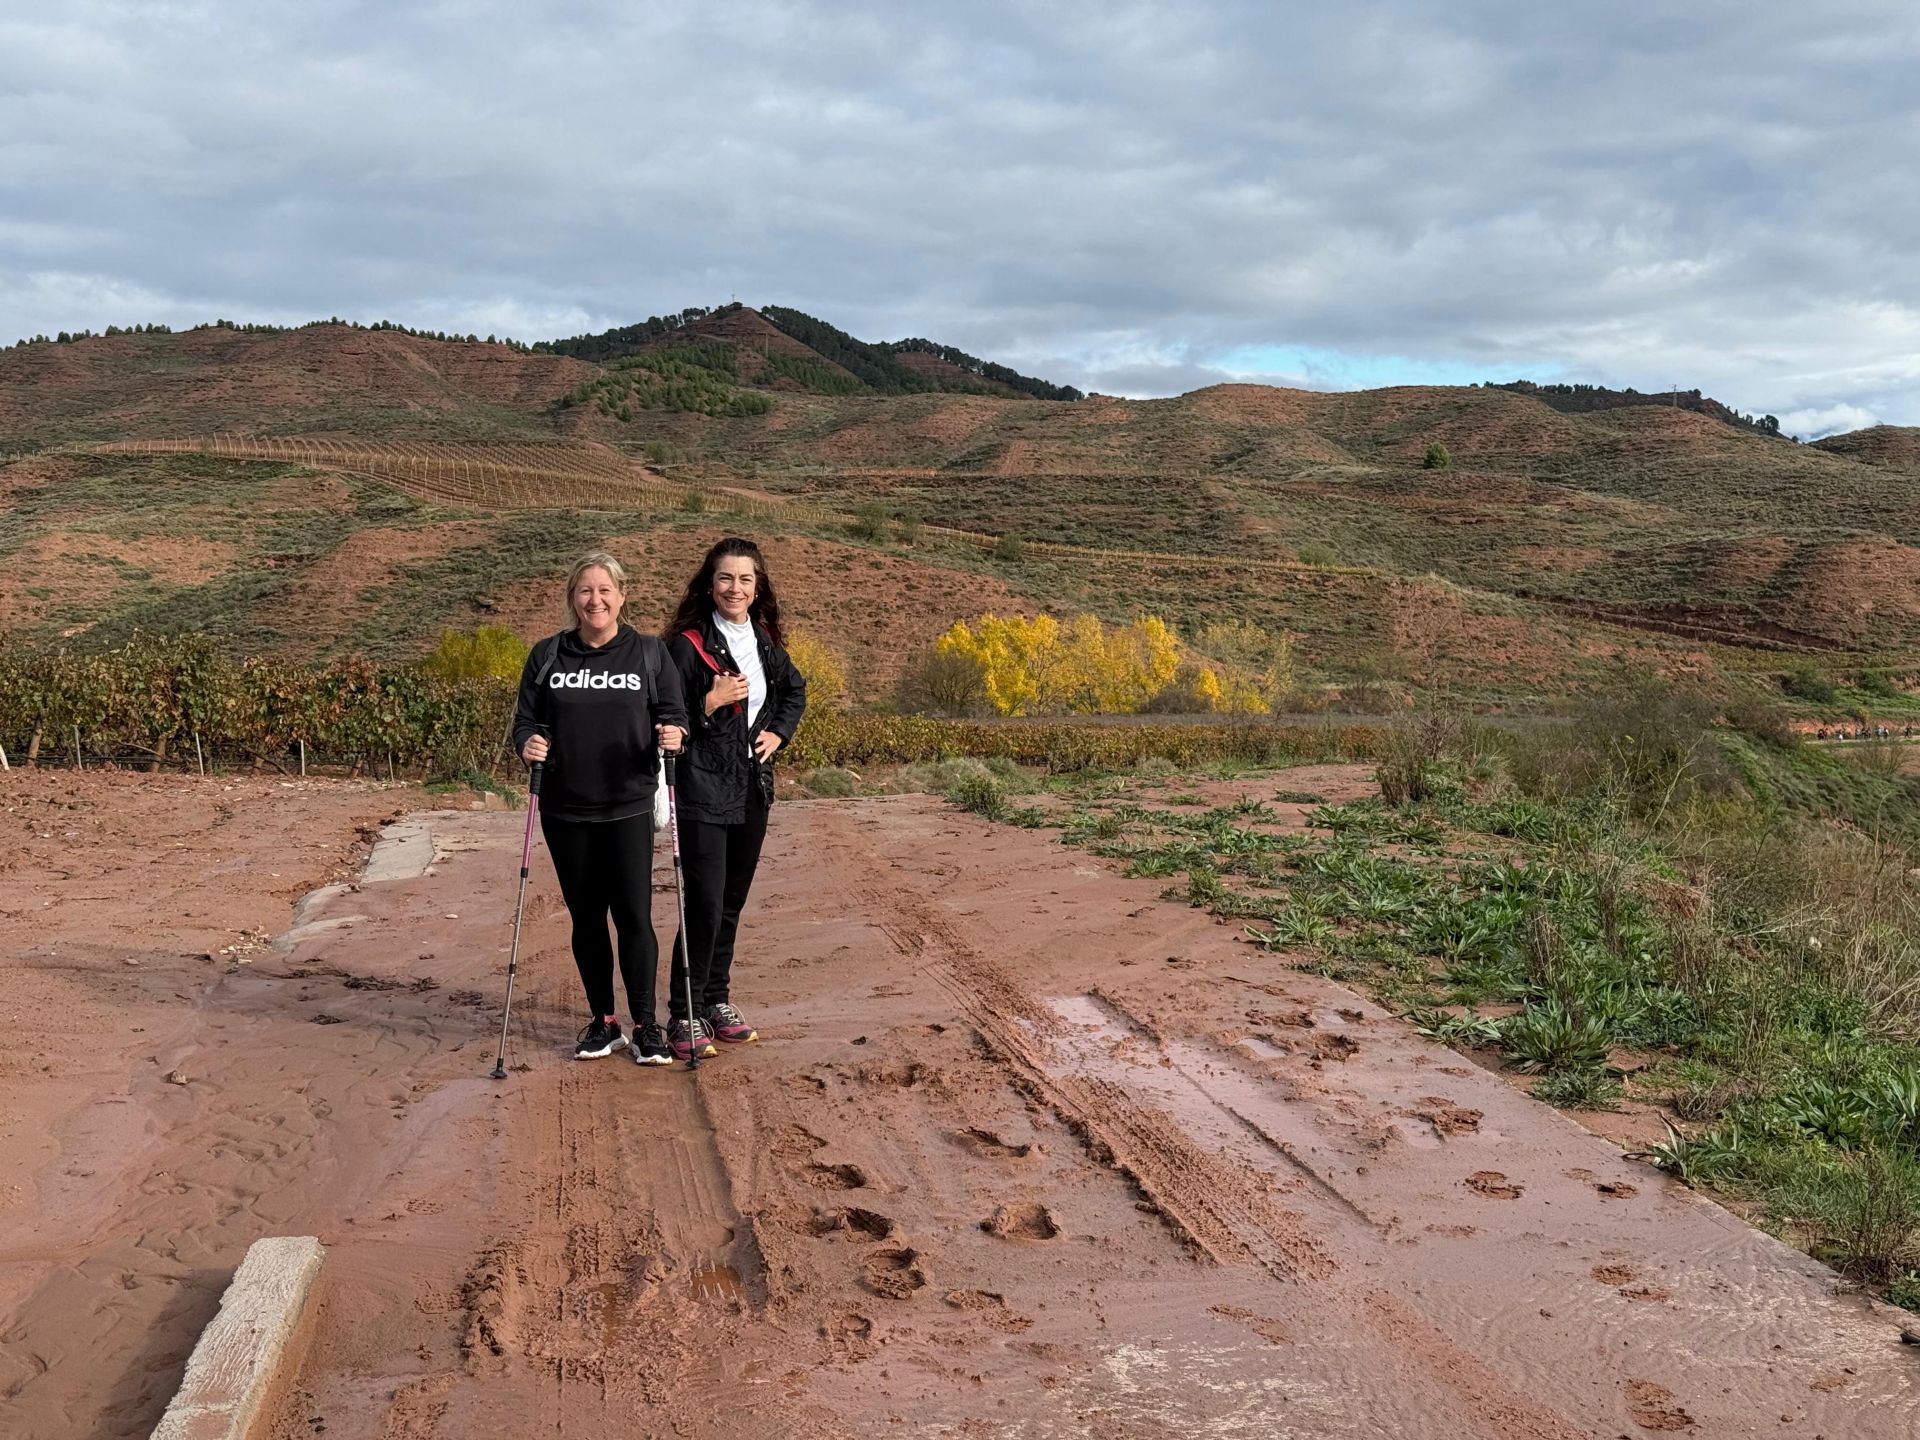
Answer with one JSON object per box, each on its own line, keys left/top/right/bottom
{"left": 664, "top": 750, "right": 701, "bottom": 1073}
{"left": 490, "top": 759, "right": 542, "bottom": 1081}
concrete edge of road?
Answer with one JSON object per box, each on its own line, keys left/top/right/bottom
{"left": 150, "top": 1236, "right": 325, "bottom": 1440}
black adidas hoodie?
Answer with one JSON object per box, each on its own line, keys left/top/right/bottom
{"left": 510, "top": 624, "right": 689, "bottom": 823}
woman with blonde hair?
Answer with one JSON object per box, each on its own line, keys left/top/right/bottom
{"left": 512, "top": 550, "right": 688, "bottom": 1063}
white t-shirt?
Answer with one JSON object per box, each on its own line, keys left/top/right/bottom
{"left": 714, "top": 614, "right": 767, "bottom": 744}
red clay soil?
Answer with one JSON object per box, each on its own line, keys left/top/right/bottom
{"left": 0, "top": 530, "right": 239, "bottom": 633}
{"left": 2, "top": 769, "right": 1917, "bottom": 1438}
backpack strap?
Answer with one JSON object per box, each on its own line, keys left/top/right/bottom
{"left": 528, "top": 635, "right": 562, "bottom": 727}
{"left": 531, "top": 635, "right": 562, "bottom": 689}
{"left": 681, "top": 628, "right": 744, "bottom": 713}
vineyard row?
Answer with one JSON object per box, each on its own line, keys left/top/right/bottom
{"left": 0, "top": 635, "right": 1380, "bottom": 779}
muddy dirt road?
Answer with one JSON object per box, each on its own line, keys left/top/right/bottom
{"left": 2, "top": 771, "right": 1916, "bottom": 1437}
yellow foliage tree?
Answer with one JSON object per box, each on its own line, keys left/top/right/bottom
{"left": 1192, "top": 665, "right": 1224, "bottom": 711}
{"left": 1194, "top": 619, "right": 1296, "bottom": 709}
{"left": 786, "top": 631, "right": 849, "bottom": 708}
{"left": 422, "top": 625, "right": 529, "bottom": 683}
{"left": 931, "top": 612, "right": 1185, "bottom": 716}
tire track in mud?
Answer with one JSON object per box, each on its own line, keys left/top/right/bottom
{"left": 826, "top": 806, "right": 1591, "bottom": 1440}
{"left": 450, "top": 952, "right": 760, "bottom": 1433}
{"left": 854, "top": 871, "right": 1331, "bottom": 1279}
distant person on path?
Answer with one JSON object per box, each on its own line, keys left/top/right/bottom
{"left": 662, "top": 537, "right": 808, "bottom": 1061}
{"left": 513, "top": 550, "right": 688, "bottom": 1064}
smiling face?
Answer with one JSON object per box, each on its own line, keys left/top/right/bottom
{"left": 570, "top": 565, "right": 625, "bottom": 639}
{"left": 712, "top": 553, "right": 758, "bottom": 624}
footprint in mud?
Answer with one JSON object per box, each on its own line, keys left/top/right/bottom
{"left": 951, "top": 1127, "right": 1033, "bottom": 1159}
{"left": 822, "top": 1311, "right": 874, "bottom": 1347}
{"left": 770, "top": 1123, "right": 827, "bottom": 1157}
{"left": 1593, "top": 1261, "right": 1670, "bottom": 1303}
{"left": 1410, "top": 1097, "right": 1482, "bottom": 1137}
{"left": 856, "top": 1060, "right": 935, "bottom": 1088}
{"left": 1623, "top": 1378, "right": 1695, "bottom": 1432}
{"left": 944, "top": 1288, "right": 1033, "bottom": 1333}
{"left": 861, "top": 1247, "right": 927, "bottom": 1299}
{"left": 981, "top": 1202, "right": 1060, "bottom": 1240}
{"left": 1248, "top": 1007, "right": 1315, "bottom": 1029}
{"left": 1464, "top": 1171, "right": 1523, "bottom": 1200}
{"left": 804, "top": 1161, "right": 868, "bottom": 1191}
{"left": 1310, "top": 1033, "right": 1361, "bottom": 1063}
{"left": 809, "top": 1207, "right": 897, "bottom": 1241}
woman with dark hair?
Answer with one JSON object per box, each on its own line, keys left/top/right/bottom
{"left": 661, "top": 537, "right": 808, "bottom": 1060}
{"left": 512, "top": 550, "right": 688, "bottom": 1065}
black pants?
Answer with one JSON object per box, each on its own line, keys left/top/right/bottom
{"left": 541, "top": 811, "right": 658, "bottom": 1025}
{"left": 669, "top": 791, "right": 770, "bottom": 1020}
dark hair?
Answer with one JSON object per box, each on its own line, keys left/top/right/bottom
{"left": 664, "top": 537, "right": 784, "bottom": 647}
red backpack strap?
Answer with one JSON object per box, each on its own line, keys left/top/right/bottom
{"left": 680, "top": 627, "right": 723, "bottom": 673}
{"left": 680, "top": 628, "right": 743, "bottom": 711}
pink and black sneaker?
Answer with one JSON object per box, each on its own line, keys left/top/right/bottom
{"left": 668, "top": 1016, "right": 718, "bottom": 1062}
{"left": 705, "top": 1002, "right": 758, "bottom": 1044}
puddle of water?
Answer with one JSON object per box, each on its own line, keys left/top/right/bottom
{"left": 1394, "top": 1119, "right": 1443, "bottom": 1150}
{"left": 1238, "top": 1035, "right": 1288, "bottom": 1062}
{"left": 1048, "top": 993, "right": 1117, "bottom": 1031}
{"left": 690, "top": 1262, "right": 747, "bottom": 1304}
{"left": 592, "top": 1279, "right": 639, "bottom": 1343}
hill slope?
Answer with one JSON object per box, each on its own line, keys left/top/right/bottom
{"left": 6, "top": 322, "right": 1920, "bottom": 690}
{"left": 540, "top": 302, "right": 1083, "bottom": 401}
{"left": 1812, "top": 425, "right": 1920, "bottom": 478}
{"left": 0, "top": 323, "right": 595, "bottom": 448}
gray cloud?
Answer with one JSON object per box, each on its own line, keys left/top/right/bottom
{"left": 2, "top": 1, "right": 1917, "bottom": 435}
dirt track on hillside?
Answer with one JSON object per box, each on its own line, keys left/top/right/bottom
{"left": 2, "top": 772, "right": 1917, "bottom": 1438}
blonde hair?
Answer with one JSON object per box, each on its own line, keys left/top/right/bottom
{"left": 565, "top": 550, "right": 629, "bottom": 628}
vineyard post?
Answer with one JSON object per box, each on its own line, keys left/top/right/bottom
{"left": 195, "top": 733, "right": 205, "bottom": 776}
{"left": 0, "top": 740, "right": 9, "bottom": 770}
{"left": 299, "top": 738, "right": 307, "bottom": 776}
{"left": 73, "top": 726, "right": 83, "bottom": 771}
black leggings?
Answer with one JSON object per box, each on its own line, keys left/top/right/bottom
{"left": 541, "top": 812, "right": 658, "bottom": 1025}
{"left": 669, "top": 792, "right": 770, "bottom": 1020}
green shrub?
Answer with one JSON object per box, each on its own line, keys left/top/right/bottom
{"left": 798, "top": 766, "right": 860, "bottom": 798}
{"left": 849, "top": 504, "right": 893, "bottom": 543}
{"left": 1783, "top": 665, "right": 1839, "bottom": 704}
{"left": 1422, "top": 442, "right": 1451, "bottom": 470}
{"left": 1533, "top": 1067, "right": 1621, "bottom": 1109}
{"left": 1500, "top": 1000, "right": 1613, "bottom": 1074}
{"left": 946, "top": 770, "right": 1007, "bottom": 819}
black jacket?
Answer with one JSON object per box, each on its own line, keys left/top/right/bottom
{"left": 667, "top": 612, "right": 807, "bottom": 826}
{"left": 510, "top": 624, "right": 689, "bottom": 823}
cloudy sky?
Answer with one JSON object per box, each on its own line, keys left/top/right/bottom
{"left": 3, "top": 1, "right": 1917, "bottom": 434}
